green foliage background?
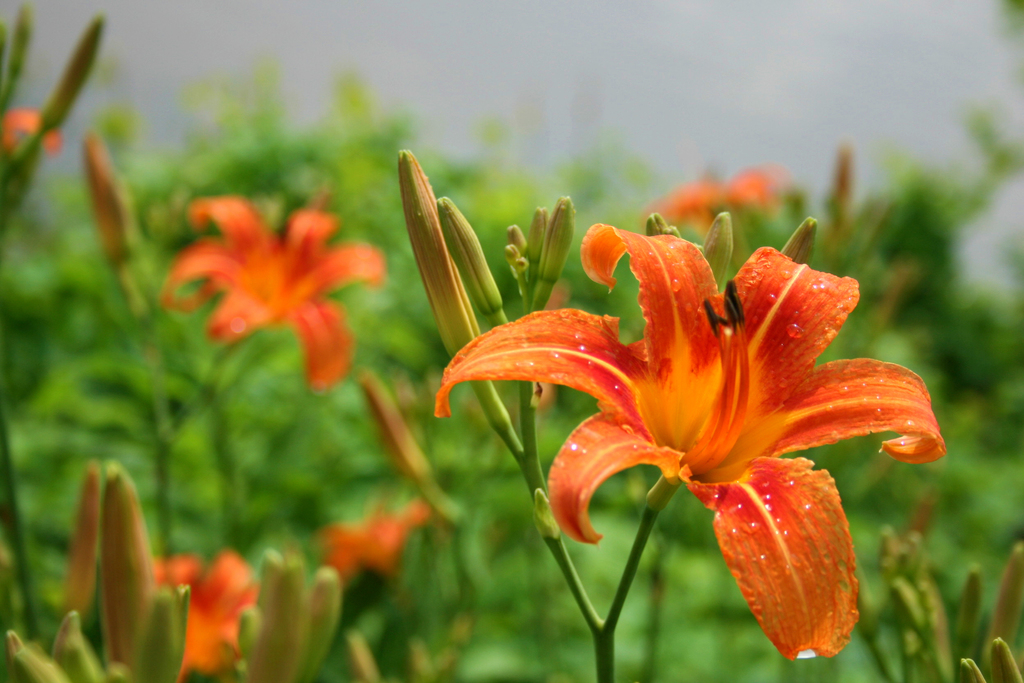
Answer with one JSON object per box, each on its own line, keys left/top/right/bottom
{"left": 3, "top": 11, "right": 1024, "bottom": 681}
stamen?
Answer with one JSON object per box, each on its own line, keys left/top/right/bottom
{"left": 685, "top": 283, "right": 750, "bottom": 475}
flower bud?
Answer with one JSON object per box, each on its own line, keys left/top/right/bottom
{"left": 0, "top": 6, "right": 32, "bottom": 112}
{"left": 100, "top": 463, "right": 155, "bottom": 667}
{"left": 992, "top": 638, "right": 1023, "bottom": 683}
{"left": 507, "top": 224, "right": 527, "bottom": 256}
{"left": 397, "top": 150, "right": 480, "bottom": 356}
{"left": 533, "top": 490, "right": 559, "bottom": 539}
{"left": 527, "top": 208, "right": 547, "bottom": 264}
{"left": 532, "top": 197, "right": 574, "bottom": 311}
{"left": 41, "top": 15, "right": 103, "bottom": 130}
{"left": 955, "top": 566, "right": 983, "bottom": 666}
{"left": 299, "top": 567, "right": 342, "bottom": 683}
{"left": 645, "top": 213, "right": 679, "bottom": 238}
{"left": 83, "top": 133, "right": 130, "bottom": 269}
{"left": 64, "top": 462, "right": 100, "bottom": 617}
{"left": 504, "top": 244, "right": 523, "bottom": 271}
{"left": 52, "top": 612, "right": 103, "bottom": 683}
{"left": 237, "top": 606, "right": 262, "bottom": 661}
{"left": 989, "top": 542, "right": 1024, "bottom": 650}
{"left": 357, "top": 370, "right": 431, "bottom": 483}
{"left": 11, "top": 643, "right": 71, "bottom": 683}
{"left": 103, "top": 664, "right": 130, "bottom": 683}
{"left": 133, "top": 586, "right": 188, "bottom": 683}
{"left": 891, "top": 576, "right": 926, "bottom": 632}
{"left": 247, "top": 552, "right": 309, "bottom": 683}
{"left": 7, "top": 630, "right": 23, "bottom": 672}
{"left": 437, "top": 198, "right": 505, "bottom": 325}
{"left": 703, "top": 212, "right": 733, "bottom": 289}
{"left": 960, "top": 658, "right": 985, "bottom": 683}
{"left": 345, "top": 631, "right": 380, "bottom": 683}
{"left": 781, "top": 217, "right": 817, "bottom": 265}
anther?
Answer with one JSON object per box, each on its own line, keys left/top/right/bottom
{"left": 724, "top": 280, "right": 745, "bottom": 326}
{"left": 703, "top": 299, "right": 723, "bottom": 337}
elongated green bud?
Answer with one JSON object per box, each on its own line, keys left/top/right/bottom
{"left": 133, "top": 586, "right": 188, "bottom": 683}
{"left": 507, "top": 224, "right": 527, "bottom": 256}
{"left": 703, "top": 212, "right": 733, "bottom": 289}
{"left": 83, "top": 133, "right": 131, "bottom": 269}
{"left": 12, "top": 644, "right": 71, "bottom": 683}
{"left": 921, "top": 574, "right": 952, "bottom": 683}
{"left": 781, "top": 217, "right": 817, "bottom": 265}
{"left": 438, "top": 198, "right": 505, "bottom": 325}
{"left": 53, "top": 613, "right": 103, "bottom": 683}
{"left": 299, "top": 567, "right": 342, "bottom": 683}
{"left": 992, "top": 638, "right": 1023, "bottom": 683}
{"left": 504, "top": 244, "right": 524, "bottom": 271}
{"left": 990, "top": 543, "right": 1024, "bottom": 650}
{"left": 961, "top": 659, "right": 986, "bottom": 683}
{"left": 645, "top": 213, "right": 679, "bottom": 238}
{"left": 345, "top": 631, "right": 380, "bottom": 683}
{"left": 398, "top": 150, "right": 480, "bottom": 355}
{"left": 103, "top": 664, "right": 130, "bottom": 683}
{"left": 527, "top": 208, "right": 547, "bottom": 264}
{"left": 533, "top": 489, "right": 559, "bottom": 539}
{"left": 0, "top": 6, "right": 32, "bottom": 112}
{"left": 891, "top": 577, "right": 926, "bottom": 631}
{"left": 41, "top": 15, "right": 103, "bottom": 130}
{"left": 7, "top": 630, "right": 23, "bottom": 672}
{"left": 532, "top": 197, "right": 574, "bottom": 310}
{"left": 100, "top": 463, "right": 155, "bottom": 668}
{"left": 238, "top": 606, "right": 262, "bottom": 661}
{"left": 955, "top": 566, "right": 983, "bottom": 665}
{"left": 64, "top": 462, "right": 100, "bottom": 617}
{"left": 247, "top": 552, "right": 309, "bottom": 683}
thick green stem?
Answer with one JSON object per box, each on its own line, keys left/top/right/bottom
{"left": 640, "top": 538, "right": 666, "bottom": 683}
{"left": 0, "top": 379, "right": 37, "bottom": 638}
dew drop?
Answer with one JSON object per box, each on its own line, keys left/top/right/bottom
{"left": 230, "top": 317, "right": 247, "bottom": 334}
{"left": 797, "top": 650, "right": 818, "bottom": 660}
{"left": 786, "top": 323, "right": 804, "bottom": 339}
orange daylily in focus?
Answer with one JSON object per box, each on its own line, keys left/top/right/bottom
{"left": 155, "top": 550, "right": 259, "bottom": 679}
{"left": 162, "top": 197, "right": 385, "bottom": 390}
{"left": 649, "top": 165, "right": 788, "bottom": 233}
{"left": 319, "top": 500, "right": 431, "bottom": 582}
{"left": 2, "top": 108, "right": 62, "bottom": 155}
{"left": 436, "top": 225, "right": 945, "bottom": 659}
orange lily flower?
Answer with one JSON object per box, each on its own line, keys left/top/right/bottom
{"left": 650, "top": 165, "right": 788, "bottom": 233}
{"left": 435, "top": 225, "right": 945, "bottom": 659}
{"left": 319, "top": 500, "right": 431, "bottom": 582}
{"left": 1, "top": 108, "right": 62, "bottom": 155}
{"left": 162, "top": 197, "right": 385, "bottom": 390}
{"left": 154, "top": 550, "right": 259, "bottom": 679}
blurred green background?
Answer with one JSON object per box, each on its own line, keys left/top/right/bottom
{"left": 4, "top": 2, "right": 1024, "bottom": 682}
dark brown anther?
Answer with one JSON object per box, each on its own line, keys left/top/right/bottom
{"left": 724, "top": 280, "right": 745, "bottom": 327}
{"left": 703, "top": 299, "right": 723, "bottom": 337}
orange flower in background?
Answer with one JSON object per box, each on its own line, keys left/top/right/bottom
{"left": 1, "top": 108, "right": 62, "bottom": 155}
{"left": 320, "top": 500, "right": 431, "bottom": 582}
{"left": 436, "top": 224, "right": 944, "bottom": 659}
{"left": 162, "top": 197, "right": 385, "bottom": 390}
{"left": 649, "top": 165, "right": 789, "bottom": 233}
{"left": 155, "top": 550, "right": 258, "bottom": 678}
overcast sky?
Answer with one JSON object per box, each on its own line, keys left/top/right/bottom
{"left": 18, "top": 0, "right": 1024, "bottom": 284}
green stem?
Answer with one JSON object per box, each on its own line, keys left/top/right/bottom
{"left": 640, "top": 538, "right": 666, "bottom": 683}
{"left": 0, "top": 378, "right": 37, "bottom": 638}
{"left": 142, "top": 336, "right": 174, "bottom": 555}
{"left": 210, "top": 399, "right": 241, "bottom": 547}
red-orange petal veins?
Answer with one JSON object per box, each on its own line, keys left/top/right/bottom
{"left": 582, "top": 225, "right": 719, "bottom": 376}
{"left": 288, "top": 301, "right": 354, "bottom": 391}
{"left": 549, "top": 413, "right": 681, "bottom": 543}
{"left": 689, "top": 457, "right": 858, "bottom": 659}
{"left": 310, "top": 245, "right": 387, "bottom": 293}
{"left": 733, "top": 247, "right": 860, "bottom": 417}
{"left": 189, "top": 197, "right": 269, "bottom": 251}
{"left": 435, "top": 309, "right": 647, "bottom": 426}
{"left": 769, "top": 359, "right": 945, "bottom": 464}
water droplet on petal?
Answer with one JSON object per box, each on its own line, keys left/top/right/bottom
{"left": 230, "top": 317, "right": 247, "bottom": 334}
{"left": 797, "top": 650, "right": 818, "bottom": 660}
{"left": 786, "top": 323, "right": 804, "bottom": 339}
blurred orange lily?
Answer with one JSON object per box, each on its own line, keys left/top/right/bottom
{"left": 650, "top": 165, "right": 788, "bottom": 233}
{"left": 155, "top": 550, "right": 258, "bottom": 679}
{"left": 436, "top": 224, "right": 945, "bottom": 659}
{"left": 1, "top": 108, "right": 62, "bottom": 155}
{"left": 162, "top": 197, "right": 385, "bottom": 390}
{"left": 319, "top": 500, "right": 431, "bottom": 582}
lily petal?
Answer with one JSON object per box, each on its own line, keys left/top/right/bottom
{"left": 310, "top": 245, "right": 387, "bottom": 294}
{"left": 288, "top": 300, "right": 354, "bottom": 390}
{"left": 286, "top": 209, "right": 339, "bottom": 255}
{"left": 162, "top": 240, "right": 242, "bottom": 310}
{"left": 189, "top": 197, "right": 270, "bottom": 251}
{"left": 734, "top": 247, "right": 860, "bottom": 416}
{"left": 435, "top": 309, "right": 647, "bottom": 427}
{"left": 581, "top": 224, "right": 718, "bottom": 376}
{"left": 206, "top": 290, "right": 274, "bottom": 342}
{"left": 689, "top": 457, "right": 858, "bottom": 659}
{"left": 549, "top": 413, "right": 681, "bottom": 543}
{"left": 769, "top": 359, "right": 945, "bottom": 464}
